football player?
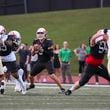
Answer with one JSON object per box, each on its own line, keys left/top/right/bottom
{"left": 27, "top": 27, "right": 65, "bottom": 93}
{"left": 0, "top": 28, "right": 26, "bottom": 94}
{"left": 0, "top": 25, "right": 7, "bottom": 94}
{"left": 91, "top": 29, "right": 110, "bottom": 76}
{"left": 65, "top": 29, "right": 110, "bottom": 95}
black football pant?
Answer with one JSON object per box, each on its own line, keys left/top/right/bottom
{"left": 79, "top": 63, "right": 110, "bottom": 86}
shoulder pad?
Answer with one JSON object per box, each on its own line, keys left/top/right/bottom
{"left": 1, "top": 35, "right": 8, "bottom": 42}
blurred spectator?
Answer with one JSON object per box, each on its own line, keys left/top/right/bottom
{"left": 17, "top": 43, "right": 31, "bottom": 81}
{"left": 59, "top": 41, "right": 73, "bottom": 84}
{"left": 53, "top": 44, "right": 61, "bottom": 78}
{"left": 74, "top": 43, "right": 86, "bottom": 76}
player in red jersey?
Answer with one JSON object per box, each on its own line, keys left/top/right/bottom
{"left": 65, "top": 29, "right": 110, "bottom": 95}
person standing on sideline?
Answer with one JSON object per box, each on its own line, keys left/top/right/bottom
{"left": 53, "top": 44, "right": 61, "bottom": 78}
{"left": 59, "top": 41, "right": 74, "bottom": 84}
{"left": 65, "top": 29, "right": 110, "bottom": 95}
{"left": 27, "top": 27, "right": 65, "bottom": 93}
{"left": 73, "top": 43, "right": 86, "bottom": 76}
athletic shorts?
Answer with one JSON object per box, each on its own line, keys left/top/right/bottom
{"left": 31, "top": 60, "right": 54, "bottom": 76}
{"left": 2, "top": 61, "right": 18, "bottom": 73}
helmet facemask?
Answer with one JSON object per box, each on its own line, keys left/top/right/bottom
{"left": 8, "top": 30, "right": 21, "bottom": 46}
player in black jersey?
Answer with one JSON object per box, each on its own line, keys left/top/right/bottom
{"left": 27, "top": 27, "right": 65, "bottom": 93}
{"left": 0, "top": 29, "right": 26, "bottom": 94}
{"left": 65, "top": 29, "right": 110, "bottom": 95}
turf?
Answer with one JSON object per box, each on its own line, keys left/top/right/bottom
{"left": 0, "top": 7, "right": 110, "bottom": 73}
{"left": 0, "top": 84, "right": 110, "bottom": 110}
{"left": 0, "top": 8, "right": 110, "bottom": 45}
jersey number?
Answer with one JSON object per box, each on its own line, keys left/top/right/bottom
{"left": 0, "top": 44, "right": 7, "bottom": 51}
{"left": 98, "top": 41, "right": 107, "bottom": 54}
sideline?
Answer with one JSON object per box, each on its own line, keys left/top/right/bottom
{"left": 7, "top": 82, "right": 110, "bottom": 88}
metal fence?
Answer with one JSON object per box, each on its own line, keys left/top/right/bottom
{"left": 0, "top": 0, "right": 110, "bottom": 15}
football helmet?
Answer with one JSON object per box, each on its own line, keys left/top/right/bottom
{"left": 36, "top": 27, "right": 47, "bottom": 40}
{"left": 0, "top": 25, "right": 6, "bottom": 35}
{"left": 8, "top": 30, "right": 21, "bottom": 45}
{"left": 97, "top": 29, "right": 108, "bottom": 35}
{"left": 0, "top": 25, "right": 6, "bottom": 39}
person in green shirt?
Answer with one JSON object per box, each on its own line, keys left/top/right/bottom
{"left": 59, "top": 41, "right": 73, "bottom": 84}
{"left": 85, "top": 45, "right": 90, "bottom": 55}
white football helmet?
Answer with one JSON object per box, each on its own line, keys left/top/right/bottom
{"left": 36, "top": 27, "right": 47, "bottom": 40}
{"left": 0, "top": 25, "right": 6, "bottom": 39}
{"left": 0, "top": 25, "right": 6, "bottom": 35}
{"left": 100, "top": 29, "right": 110, "bottom": 37}
{"left": 8, "top": 30, "right": 21, "bottom": 45}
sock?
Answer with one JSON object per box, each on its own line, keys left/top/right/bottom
{"left": 18, "top": 68, "right": 24, "bottom": 79}
{"left": 17, "top": 78, "right": 26, "bottom": 91}
{"left": 15, "top": 68, "right": 24, "bottom": 91}
{"left": 17, "top": 69, "right": 26, "bottom": 91}
{"left": 15, "top": 80, "right": 21, "bottom": 91}
{"left": 69, "top": 85, "right": 74, "bottom": 91}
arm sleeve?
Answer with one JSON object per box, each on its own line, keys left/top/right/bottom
{"left": 43, "top": 40, "right": 54, "bottom": 57}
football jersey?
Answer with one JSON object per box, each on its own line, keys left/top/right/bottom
{"left": 0, "top": 35, "right": 19, "bottom": 56}
{"left": 33, "top": 39, "right": 53, "bottom": 62}
{"left": 100, "top": 29, "right": 110, "bottom": 56}
{"left": 90, "top": 40, "right": 108, "bottom": 59}
{"left": 0, "top": 35, "right": 16, "bottom": 62}
{"left": 0, "top": 35, "right": 13, "bottom": 56}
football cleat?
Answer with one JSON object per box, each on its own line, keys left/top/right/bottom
{"left": 26, "top": 84, "right": 35, "bottom": 90}
{"left": 14, "top": 87, "right": 22, "bottom": 92}
{"left": 0, "top": 82, "right": 5, "bottom": 94}
{"left": 1, "top": 88, "right": 4, "bottom": 94}
{"left": 21, "top": 84, "right": 27, "bottom": 95}
{"left": 21, "top": 89, "right": 27, "bottom": 95}
{"left": 58, "top": 88, "right": 65, "bottom": 94}
{"left": 65, "top": 89, "right": 72, "bottom": 96}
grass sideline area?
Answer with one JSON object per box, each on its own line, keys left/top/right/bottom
{"left": 0, "top": 7, "right": 110, "bottom": 73}
{"left": 0, "top": 84, "right": 110, "bottom": 110}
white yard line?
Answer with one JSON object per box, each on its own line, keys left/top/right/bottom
{"left": 7, "top": 82, "right": 110, "bottom": 88}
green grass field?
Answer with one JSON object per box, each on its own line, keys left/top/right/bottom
{"left": 0, "top": 7, "right": 110, "bottom": 73}
{"left": 0, "top": 84, "right": 110, "bottom": 110}
{"left": 0, "top": 8, "right": 110, "bottom": 45}
{"left": 0, "top": 7, "right": 110, "bottom": 110}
